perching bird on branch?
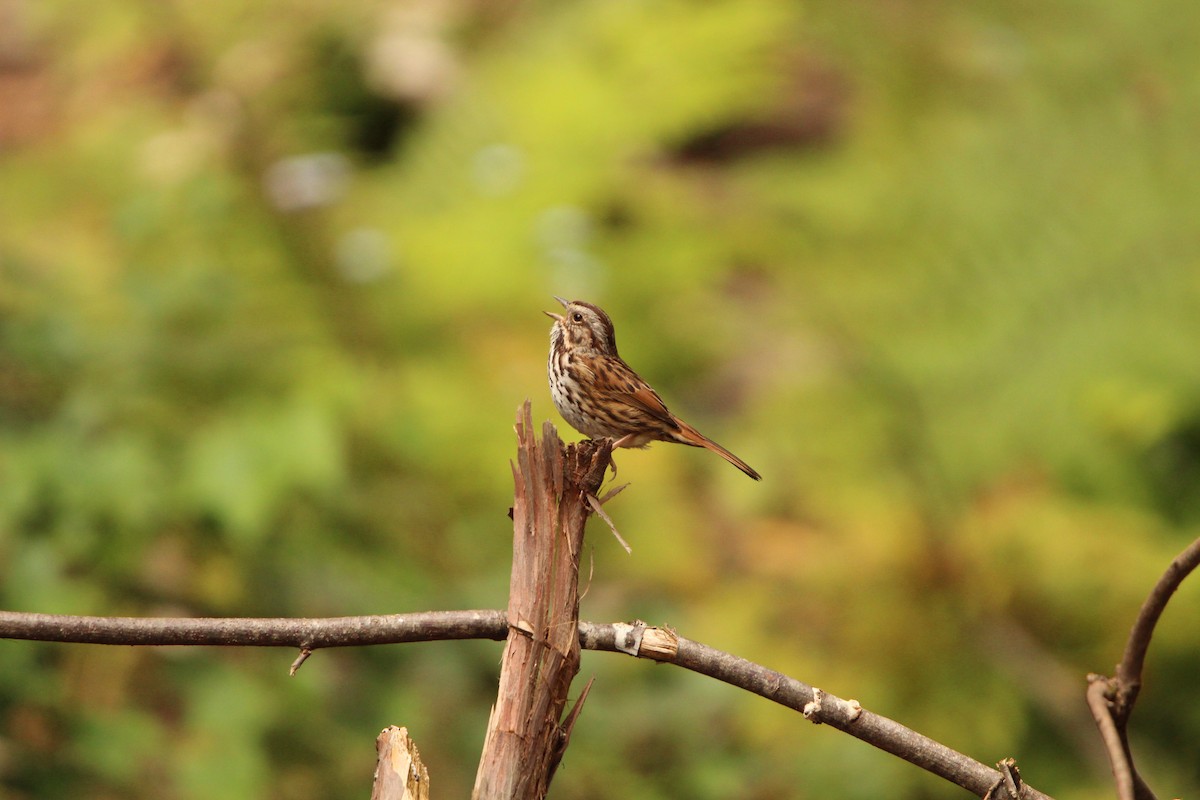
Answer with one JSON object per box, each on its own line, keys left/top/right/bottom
{"left": 545, "top": 296, "right": 761, "bottom": 480}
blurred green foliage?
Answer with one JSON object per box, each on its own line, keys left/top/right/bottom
{"left": 2, "top": 0, "right": 1199, "bottom": 797}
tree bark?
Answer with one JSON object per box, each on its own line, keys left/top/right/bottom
{"left": 472, "top": 401, "right": 611, "bottom": 800}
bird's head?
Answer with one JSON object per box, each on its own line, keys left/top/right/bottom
{"left": 545, "top": 296, "right": 618, "bottom": 356}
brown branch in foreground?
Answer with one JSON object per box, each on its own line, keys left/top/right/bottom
{"left": 1086, "top": 678, "right": 1138, "bottom": 800}
{"left": 472, "top": 402, "right": 612, "bottom": 800}
{"left": 0, "top": 609, "right": 508, "bottom": 648}
{"left": 578, "top": 622, "right": 1052, "bottom": 800}
{"left": 0, "top": 610, "right": 1051, "bottom": 799}
{"left": 1086, "top": 534, "right": 1200, "bottom": 800}
{"left": 1114, "top": 536, "right": 1200, "bottom": 710}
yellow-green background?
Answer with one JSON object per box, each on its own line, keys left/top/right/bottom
{"left": 2, "top": 1, "right": 1198, "bottom": 797}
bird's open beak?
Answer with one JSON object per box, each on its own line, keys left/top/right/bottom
{"left": 544, "top": 295, "right": 570, "bottom": 321}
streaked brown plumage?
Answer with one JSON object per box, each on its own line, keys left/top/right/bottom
{"left": 545, "top": 296, "right": 761, "bottom": 480}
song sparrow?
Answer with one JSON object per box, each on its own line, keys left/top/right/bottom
{"left": 545, "top": 296, "right": 761, "bottom": 480}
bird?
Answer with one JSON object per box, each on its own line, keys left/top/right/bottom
{"left": 545, "top": 296, "right": 761, "bottom": 480}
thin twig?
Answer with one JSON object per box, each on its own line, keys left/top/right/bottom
{"left": 1114, "top": 536, "right": 1200, "bottom": 711}
{"left": 585, "top": 492, "right": 632, "bottom": 553}
{"left": 0, "top": 609, "right": 509, "bottom": 648}
{"left": 1083, "top": 535, "right": 1200, "bottom": 800}
{"left": 290, "top": 647, "right": 314, "bottom": 676}
{"left": 1086, "top": 677, "right": 1134, "bottom": 800}
{"left": 578, "top": 622, "right": 1052, "bottom": 800}
{"left": 597, "top": 483, "right": 629, "bottom": 505}
{"left": 984, "top": 758, "right": 1023, "bottom": 800}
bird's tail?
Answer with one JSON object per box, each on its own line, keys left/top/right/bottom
{"left": 672, "top": 419, "right": 762, "bottom": 481}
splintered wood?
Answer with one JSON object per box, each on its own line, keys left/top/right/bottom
{"left": 472, "top": 402, "right": 611, "bottom": 800}
{"left": 371, "top": 726, "right": 429, "bottom": 800}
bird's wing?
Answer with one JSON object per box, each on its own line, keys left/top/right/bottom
{"left": 596, "top": 359, "right": 675, "bottom": 424}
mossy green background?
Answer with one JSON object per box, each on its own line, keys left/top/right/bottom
{"left": 2, "top": 1, "right": 1199, "bottom": 797}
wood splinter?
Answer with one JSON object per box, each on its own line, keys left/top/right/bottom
{"left": 372, "top": 726, "right": 429, "bottom": 800}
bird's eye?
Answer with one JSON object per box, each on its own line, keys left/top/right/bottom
{"left": 572, "top": 312, "right": 584, "bottom": 322}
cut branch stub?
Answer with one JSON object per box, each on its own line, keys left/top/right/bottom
{"left": 371, "top": 726, "right": 429, "bottom": 800}
{"left": 472, "top": 401, "right": 612, "bottom": 800}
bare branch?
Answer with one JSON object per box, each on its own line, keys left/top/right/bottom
{"left": 1083, "top": 536, "right": 1200, "bottom": 800}
{"left": 1114, "top": 536, "right": 1200, "bottom": 712}
{"left": 0, "top": 609, "right": 1054, "bottom": 797}
{"left": 578, "top": 621, "right": 1052, "bottom": 800}
{"left": 1086, "top": 677, "right": 1136, "bottom": 800}
{"left": 0, "top": 609, "right": 508, "bottom": 648}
